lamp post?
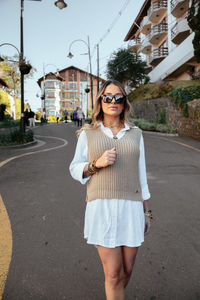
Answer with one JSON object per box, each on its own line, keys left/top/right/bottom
{"left": 20, "top": 0, "right": 67, "bottom": 131}
{"left": 67, "top": 36, "right": 94, "bottom": 109}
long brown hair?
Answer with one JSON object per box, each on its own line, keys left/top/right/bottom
{"left": 77, "top": 79, "right": 133, "bottom": 135}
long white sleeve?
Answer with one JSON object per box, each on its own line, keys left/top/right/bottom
{"left": 69, "top": 130, "right": 91, "bottom": 185}
{"left": 138, "top": 134, "right": 151, "bottom": 200}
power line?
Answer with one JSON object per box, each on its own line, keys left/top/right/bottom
{"left": 90, "top": 0, "right": 132, "bottom": 59}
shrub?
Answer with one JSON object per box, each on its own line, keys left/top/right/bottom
{"left": 130, "top": 118, "right": 177, "bottom": 133}
{"left": 48, "top": 115, "right": 57, "bottom": 122}
{"left": 0, "top": 129, "right": 34, "bottom": 146}
{"left": 170, "top": 85, "right": 200, "bottom": 117}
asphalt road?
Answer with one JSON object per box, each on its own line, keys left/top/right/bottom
{"left": 0, "top": 122, "right": 200, "bottom": 300}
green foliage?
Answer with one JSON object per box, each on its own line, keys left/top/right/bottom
{"left": 170, "top": 85, "right": 200, "bottom": 117}
{"left": 159, "top": 109, "right": 166, "bottom": 124}
{"left": 128, "top": 80, "right": 200, "bottom": 102}
{"left": 187, "top": 0, "right": 200, "bottom": 62}
{"left": 85, "top": 117, "right": 92, "bottom": 124}
{"left": 106, "top": 48, "right": 147, "bottom": 88}
{"left": 35, "top": 112, "right": 41, "bottom": 120}
{"left": 130, "top": 118, "right": 177, "bottom": 133}
{"left": 0, "top": 129, "right": 34, "bottom": 146}
{"left": 0, "top": 120, "right": 20, "bottom": 128}
{"left": 0, "top": 54, "right": 37, "bottom": 97}
{"left": 0, "top": 104, "right": 6, "bottom": 121}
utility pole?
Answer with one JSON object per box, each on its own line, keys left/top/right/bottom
{"left": 88, "top": 36, "right": 94, "bottom": 109}
{"left": 97, "top": 44, "right": 100, "bottom": 92}
{"left": 20, "top": 0, "right": 25, "bottom": 132}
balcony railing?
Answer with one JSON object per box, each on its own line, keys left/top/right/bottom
{"left": 148, "top": 23, "right": 168, "bottom": 45}
{"left": 170, "top": 0, "right": 189, "bottom": 18}
{"left": 140, "top": 16, "right": 152, "bottom": 35}
{"left": 149, "top": 47, "right": 168, "bottom": 66}
{"left": 171, "top": 18, "right": 191, "bottom": 44}
{"left": 148, "top": 0, "right": 168, "bottom": 24}
{"left": 128, "top": 38, "right": 141, "bottom": 52}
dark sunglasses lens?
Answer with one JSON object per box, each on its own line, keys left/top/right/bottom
{"left": 115, "top": 95, "right": 125, "bottom": 103}
{"left": 102, "top": 95, "right": 113, "bottom": 103}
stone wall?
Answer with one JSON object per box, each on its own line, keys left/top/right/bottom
{"left": 131, "top": 97, "right": 172, "bottom": 123}
{"left": 131, "top": 97, "right": 200, "bottom": 140}
{"left": 165, "top": 99, "right": 200, "bottom": 140}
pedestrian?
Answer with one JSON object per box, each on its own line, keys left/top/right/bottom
{"left": 29, "top": 109, "right": 35, "bottom": 127}
{"left": 73, "top": 110, "right": 78, "bottom": 126}
{"left": 64, "top": 110, "right": 68, "bottom": 123}
{"left": 69, "top": 79, "right": 152, "bottom": 300}
{"left": 56, "top": 111, "right": 59, "bottom": 123}
{"left": 77, "top": 107, "right": 83, "bottom": 127}
{"left": 24, "top": 109, "right": 29, "bottom": 126}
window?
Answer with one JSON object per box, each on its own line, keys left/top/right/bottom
{"left": 46, "top": 92, "right": 55, "bottom": 98}
{"left": 44, "top": 81, "right": 54, "bottom": 88}
{"left": 68, "top": 69, "right": 77, "bottom": 81}
{"left": 69, "top": 82, "right": 77, "bottom": 90}
{"left": 69, "top": 92, "right": 77, "bottom": 99}
{"left": 80, "top": 72, "right": 87, "bottom": 81}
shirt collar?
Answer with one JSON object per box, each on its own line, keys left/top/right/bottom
{"left": 100, "top": 121, "right": 131, "bottom": 132}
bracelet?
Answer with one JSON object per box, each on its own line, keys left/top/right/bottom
{"left": 91, "top": 159, "right": 100, "bottom": 171}
{"left": 88, "top": 162, "right": 96, "bottom": 175}
{"left": 144, "top": 210, "right": 153, "bottom": 219}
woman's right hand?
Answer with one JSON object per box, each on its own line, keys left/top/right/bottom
{"left": 95, "top": 147, "right": 117, "bottom": 168}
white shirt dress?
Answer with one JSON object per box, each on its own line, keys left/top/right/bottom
{"left": 69, "top": 122, "right": 151, "bottom": 248}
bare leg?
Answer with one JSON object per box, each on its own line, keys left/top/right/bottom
{"left": 122, "top": 246, "right": 139, "bottom": 288}
{"left": 97, "top": 246, "right": 125, "bottom": 300}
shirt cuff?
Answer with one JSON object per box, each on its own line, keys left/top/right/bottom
{"left": 141, "top": 185, "right": 151, "bottom": 200}
{"left": 76, "top": 162, "right": 91, "bottom": 185}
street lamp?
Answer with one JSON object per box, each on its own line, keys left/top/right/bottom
{"left": 67, "top": 36, "right": 94, "bottom": 109}
{"left": 54, "top": 0, "right": 67, "bottom": 9}
{"left": 20, "top": 0, "right": 67, "bottom": 131}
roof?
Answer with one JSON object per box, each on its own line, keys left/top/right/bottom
{"left": 37, "top": 65, "right": 104, "bottom": 87}
{"left": 124, "top": 0, "right": 151, "bottom": 41}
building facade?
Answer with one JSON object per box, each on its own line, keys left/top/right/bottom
{"left": 37, "top": 66, "right": 104, "bottom": 118}
{"left": 124, "top": 0, "right": 200, "bottom": 82}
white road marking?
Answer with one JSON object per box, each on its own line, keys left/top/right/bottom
{"left": 0, "top": 135, "right": 68, "bottom": 168}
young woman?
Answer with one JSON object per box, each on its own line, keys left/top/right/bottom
{"left": 69, "top": 79, "right": 152, "bottom": 300}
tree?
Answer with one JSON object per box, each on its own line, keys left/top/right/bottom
{"left": 187, "top": 0, "right": 200, "bottom": 62}
{"left": 106, "top": 48, "right": 148, "bottom": 88}
{"left": 0, "top": 54, "right": 36, "bottom": 97}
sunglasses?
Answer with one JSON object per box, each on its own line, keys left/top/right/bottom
{"left": 101, "top": 94, "right": 126, "bottom": 104}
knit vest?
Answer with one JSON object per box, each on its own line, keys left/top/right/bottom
{"left": 85, "top": 127, "right": 143, "bottom": 202}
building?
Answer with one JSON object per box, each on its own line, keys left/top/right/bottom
{"left": 124, "top": 0, "right": 200, "bottom": 82}
{"left": 37, "top": 66, "right": 104, "bottom": 118}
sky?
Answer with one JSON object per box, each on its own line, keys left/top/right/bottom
{"left": 0, "top": 0, "right": 143, "bottom": 111}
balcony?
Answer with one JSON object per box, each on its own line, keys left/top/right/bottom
{"left": 148, "top": 0, "right": 168, "bottom": 24}
{"left": 148, "top": 23, "right": 168, "bottom": 46}
{"left": 141, "top": 39, "right": 152, "bottom": 54}
{"left": 128, "top": 38, "right": 141, "bottom": 53}
{"left": 171, "top": 18, "right": 191, "bottom": 44}
{"left": 140, "top": 16, "right": 152, "bottom": 35}
{"left": 149, "top": 47, "right": 168, "bottom": 66}
{"left": 170, "top": 0, "right": 189, "bottom": 18}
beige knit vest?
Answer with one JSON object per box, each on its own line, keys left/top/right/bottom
{"left": 85, "top": 126, "right": 143, "bottom": 202}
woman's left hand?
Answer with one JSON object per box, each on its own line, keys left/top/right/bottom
{"left": 144, "top": 215, "right": 151, "bottom": 235}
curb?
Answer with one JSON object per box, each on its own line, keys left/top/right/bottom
{"left": 0, "top": 139, "right": 38, "bottom": 149}
{"left": 142, "top": 130, "right": 178, "bottom": 137}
